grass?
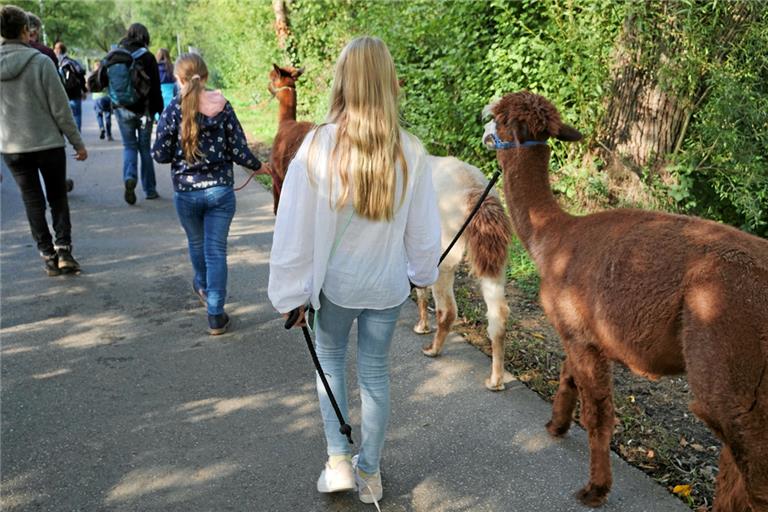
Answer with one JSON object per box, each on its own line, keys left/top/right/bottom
{"left": 506, "top": 237, "right": 540, "bottom": 300}
{"left": 222, "top": 87, "right": 279, "bottom": 146}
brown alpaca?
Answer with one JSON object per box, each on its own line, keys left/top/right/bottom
{"left": 268, "top": 64, "right": 314, "bottom": 214}
{"left": 486, "top": 91, "right": 768, "bottom": 510}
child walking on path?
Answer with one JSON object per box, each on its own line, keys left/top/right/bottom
{"left": 268, "top": 36, "right": 441, "bottom": 506}
{"left": 152, "top": 53, "right": 265, "bottom": 335}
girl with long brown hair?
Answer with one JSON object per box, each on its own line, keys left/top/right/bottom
{"left": 152, "top": 52, "right": 266, "bottom": 335}
{"left": 268, "top": 37, "right": 441, "bottom": 506}
{"left": 155, "top": 47, "right": 176, "bottom": 109}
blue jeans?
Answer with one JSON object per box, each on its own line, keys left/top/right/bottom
{"left": 94, "top": 96, "right": 112, "bottom": 137}
{"left": 174, "top": 186, "right": 236, "bottom": 315}
{"left": 115, "top": 108, "right": 156, "bottom": 196}
{"left": 68, "top": 98, "right": 82, "bottom": 132}
{"left": 314, "top": 292, "right": 404, "bottom": 474}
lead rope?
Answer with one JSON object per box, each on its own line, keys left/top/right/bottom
{"left": 438, "top": 167, "right": 502, "bottom": 266}
{"left": 284, "top": 210, "right": 355, "bottom": 444}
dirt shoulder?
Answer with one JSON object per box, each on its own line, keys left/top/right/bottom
{"left": 448, "top": 266, "right": 719, "bottom": 511}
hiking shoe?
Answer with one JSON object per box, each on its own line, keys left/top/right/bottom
{"left": 146, "top": 191, "right": 159, "bottom": 200}
{"left": 65, "top": 179, "right": 74, "bottom": 192}
{"left": 107, "top": 134, "right": 114, "bottom": 141}
{"left": 42, "top": 253, "right": 61, "bottom": 276}
{"left": 352, "top": 455, "right": 383, "bottom": 506}
{"left": 317, "top": 456, "right": 355, "bottom": 493}
{"left": 99, "top": 129, "right": 105, "bottom": 140}
{"left": 193, "top": 284, "right": 207, "bottom": 306}
{"left": 124, "top": 178, "right": 137, "bottom": 205}
{"left": 208, "top": 313, "right": 230, "bottom": 335}
{"left": 56, "top": 247, "right": 80, "bottom": 274}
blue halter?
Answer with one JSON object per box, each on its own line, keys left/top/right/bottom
{"left": 486, "top": 133, "right": 548, "bottom": 150}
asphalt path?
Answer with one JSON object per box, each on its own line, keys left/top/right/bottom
{"left": 1, "top": 100, "right": 689, "bottom": 511}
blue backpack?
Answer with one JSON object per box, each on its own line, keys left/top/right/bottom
{"left": 102, "top": 47, "right": 151, "bottom": 107}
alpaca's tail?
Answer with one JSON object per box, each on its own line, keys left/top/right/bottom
{"left": 465, "top": 189, "right": 512, "bottom": 278}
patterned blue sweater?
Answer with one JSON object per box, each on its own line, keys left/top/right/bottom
{"left": 152, "top": 96, "right": 262, "bottom": 192}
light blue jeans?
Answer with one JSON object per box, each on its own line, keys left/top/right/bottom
{"left": 314, "top": 292, "right": 404, "bottom": 474}
{"left": 115, "top": 108, "right": 157, "bottom": 196}
{"left": 174, "top": 186, "right": 236, "bottom": 315}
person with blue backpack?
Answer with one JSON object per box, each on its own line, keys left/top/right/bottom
{"left": 96, "top": 23, "right": 163, "bottom": 205}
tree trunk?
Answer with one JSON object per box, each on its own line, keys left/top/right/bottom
{"left": 593, "top": 5, "right": 687, "bottom": 175}
{"left": 272, "top": 0, "right": 291, "bottom": 51}
{"left": 592, "top": 1, "right": 755, "bottom": 177}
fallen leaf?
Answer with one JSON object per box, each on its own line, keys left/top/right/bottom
{"left": 691, "top": 443, "right": 705, "bottom": 452}
{"left": 672, "top": 484, "right": 692, "bottom": 497}
{"left": 647, "top": 449, "right": 655, "bottom": 459}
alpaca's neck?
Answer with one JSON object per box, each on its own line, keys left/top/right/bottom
{"left": 500, "top": 147, "right": 568, "bottom": 261}
{"left": 277, "top": 88, "right": 297, "bottom": 123}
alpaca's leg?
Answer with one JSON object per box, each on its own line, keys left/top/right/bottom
{"left": 479, "top": 274, "right": 510, "bottom": 391}
{"left": 546, "top": 356, "right": 578, "bottom": 436}
{"left": 712, "top": 445, "right": 752, "bottom": 512}
{"left": 422, "top": 269, "right": 456, "bottom": 358}
{"left": 684, "top": 312, "right": 768, "bottom": 511}
{"left": 413, "top": 287, "right": 432, "bottom": 334}
{"left": 571, "top": 343, "right": 614, "bottom": 508}
{"left": 712, "top": 424, "right": 768, "bottom": 511}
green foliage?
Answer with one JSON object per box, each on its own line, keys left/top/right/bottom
{"left": 15, "top": 0, "right": 125, "bottom": 54}
{"left": 506, "top": 237, "right": 540, "bottom": 301}
{"left": 671, "top": 10, "right": 768, "bottom": 237}
{"left": 185, "top": 0, "right": 279, "bottom": 92}
{"left": 27, "top": 0, "right": 766, "bottom": 238}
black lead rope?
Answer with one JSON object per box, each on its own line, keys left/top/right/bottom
{"left": 285, "top": 308, "right": 354, "bottom": 445}
{"left": 438, "top": 168, "right": 502, "bottom": 266}
{"left": 284, "top": 168, "right": 502, "bottom": 446}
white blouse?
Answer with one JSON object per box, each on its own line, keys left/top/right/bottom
{"left": 268, "top": 124, "right": 441, "bottom": 314}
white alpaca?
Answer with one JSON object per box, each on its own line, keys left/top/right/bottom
{"left": 415, "top": 156, "right": 514, "bottom": 390}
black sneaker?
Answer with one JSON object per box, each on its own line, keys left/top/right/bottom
{"left": 208, "top": 313, "right": 230, "bottom": 335}
{"left": 146, "top": 191, "right": 159, "bottom": 200}
{"left": 65, "top": 179, "right": 74, "bottom": 192}
{"left": 124, "top": 178, "right": 137, "bottom": 205}
{"left": 42, "top": 253, "right": 61, "bottom": 276}
{"left": 107, "top": 135, "right": 114, "bottom": 141}
{"left": 99, "top": 129, "right": 105, "bottom": 140}
{"left": 56, "top": 247, "right": 80, "bottom": 274}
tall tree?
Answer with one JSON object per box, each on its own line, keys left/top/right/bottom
{"left": 593, "top": 0, "right": 758, "bottom": 176}
{"left": 272, "top": 0, "right": 291, "bottom": 51}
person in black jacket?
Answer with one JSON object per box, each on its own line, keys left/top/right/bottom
{"left": 108, "top": 23, "right": 163, "bottom": 204}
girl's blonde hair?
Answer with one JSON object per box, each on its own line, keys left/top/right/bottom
{"left": 311, "top": 36, "right": 407, "bottom": 221}
{"left": 175, "top": 53, "right": 208, "bottom": 163}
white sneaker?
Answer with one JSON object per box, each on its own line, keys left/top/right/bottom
{"left": 352, "top": 454, "right": 383, "bottom": 509}
{"left": 316, "top": 456, "right": 355, "bottom": 493}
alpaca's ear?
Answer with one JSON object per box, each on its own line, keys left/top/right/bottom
{"left": 272, "top": 63, "right": 282, "bottom": 74}
{"left": 555, "top": 123, "right": 583, "bottom": 142}
{"left": 292, "top": 67, "right": 304, "bottom": 79}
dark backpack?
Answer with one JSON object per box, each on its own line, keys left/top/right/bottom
{"left": 58, "top": 57, "right": 85, "bottom": 100}
{"left": 102, "top": 47, "right": 151, "bottom": 108}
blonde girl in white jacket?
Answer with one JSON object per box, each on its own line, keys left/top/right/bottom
{"left": 268, "top": 36, "right": 441, "bottom": 507}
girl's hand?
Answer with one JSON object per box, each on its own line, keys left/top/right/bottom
{"left": 283, "top": 305, "right": 307, "bottom": 329}
{"left": 258, "top": 163, "right": 273, "bottom": 176}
